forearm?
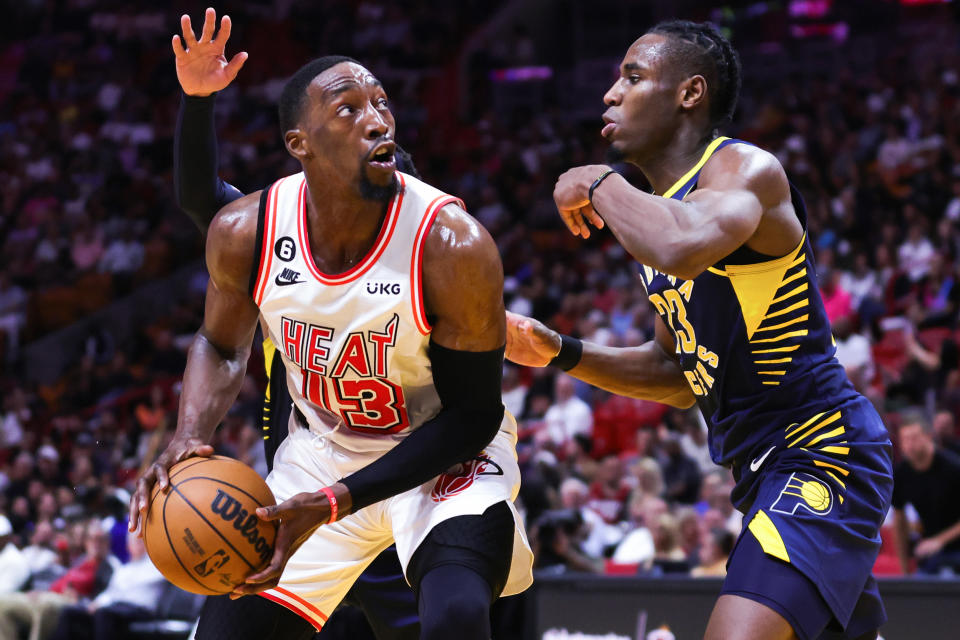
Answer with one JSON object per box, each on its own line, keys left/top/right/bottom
{"left": 341, "top": 342, "right": 505, "bottom": 513}
{"left": 893, "top": 510, "right": 913, "bottom": 573}
{"left": 173, "top": 331, "right": 250, "bottom": 442}
{"left": 591, "top": 175, "right": 699, "bottom": 277}
{"left": 567, "top": 340, "right": 695, "bottom": 409}
{"left": 174, "top": 93, "right": 244, "bottom": 231}
{"left": 933, "top": 518, "right": 960, "bottom": 546}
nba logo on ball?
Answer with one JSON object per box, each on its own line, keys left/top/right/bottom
{"left": 770, "top": 472, "right": 833, "bottom": 516}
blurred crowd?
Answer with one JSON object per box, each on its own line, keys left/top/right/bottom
{"left": 2, "top": 1, "right": 960, "bottom": 636}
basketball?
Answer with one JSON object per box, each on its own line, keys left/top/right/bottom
{"left": 142, "top": 455, "right": 278, "bottom": 595}
{"left": 800, "top": 479, "right": 831, "bottom": 512}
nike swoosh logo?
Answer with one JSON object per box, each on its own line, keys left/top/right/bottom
{"left": 750, "top": 446, "right": 776, "bottom": 472}
{"left": 275, "top": 276, "right": 306, "bottom": 286}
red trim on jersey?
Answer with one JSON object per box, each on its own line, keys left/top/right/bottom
{"left": 298, "top": 173, "right": 406, "bottom": 285}
{"left": 259, "top": 590, "right": 326, "bottom": 631}
{"left": 253, "top": 179, "right": 282, "bottom": 306}
{"left": 411, "top": 195, "right": 464, "bottom": 335}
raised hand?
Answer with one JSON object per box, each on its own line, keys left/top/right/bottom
{"left": 172, "top": 7, "right": 248, "bottom": 97}
{"left": 505, "top": 311, "right": 562, "bottom": 368}
{"left": 128, "top": 437, "right": 214, "bottom": 535}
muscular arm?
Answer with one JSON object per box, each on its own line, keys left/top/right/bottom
{"left": 507, "top": 313, "right": 694, "bottom": 409}
{"left": 568, "top": 317, "right": 694, "bottom": 408}
{"left": 338, "top": 204, "right": 506, "bottom": 512}
{"left": 172, "top": 194, "right": 261, "bottom": 443}
{"left": 173, "top": 93, "right": 245, "bottom": 232}
{"left": 586, "top": 145, "right": 801, "bottom": 280}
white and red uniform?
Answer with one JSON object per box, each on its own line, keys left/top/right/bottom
{"left": 250, "top": 171, "right": 533, "bottom": 630}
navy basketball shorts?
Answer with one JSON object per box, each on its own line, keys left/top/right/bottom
{"left": 722, "top": 397, "right": 894, "bottom": 640}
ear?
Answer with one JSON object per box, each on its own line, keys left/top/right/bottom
{"left": 678, "top": 75, "right": 707, "bottom": 112}
{"left": 284, "top": 129, "right": 310, "bottom": 161}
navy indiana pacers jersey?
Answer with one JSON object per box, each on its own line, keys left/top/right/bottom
{"left": 637, "top": 137, "right": 882, "bottom": 507}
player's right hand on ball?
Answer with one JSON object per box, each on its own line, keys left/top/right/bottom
{"left": 173, "top": 7, "right": 248, "bottom": 97}
{"left": 505, "top": 311, "right": 562, "bottom": 368}
{"left": 128, "top": 437, "right": 214, "bottom": 536}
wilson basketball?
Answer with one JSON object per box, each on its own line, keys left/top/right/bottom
{"left": 142, "top": 455, "right": 278, "bottom": 595}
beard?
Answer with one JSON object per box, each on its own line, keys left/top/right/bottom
{"left": 359, "top": 168, "right": 398, "bottom": 203}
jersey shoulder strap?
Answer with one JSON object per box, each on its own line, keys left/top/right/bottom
{"left": 247, "top": 184, "right": 274, "bottom": 298}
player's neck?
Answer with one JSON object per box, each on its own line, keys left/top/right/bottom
{"left": 639, "top": 126, "right": 714, "bottom": 196}
{"left": 302, "top": 175, "right": 392, "bottom": 274}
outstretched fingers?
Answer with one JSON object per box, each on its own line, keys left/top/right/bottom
{"left": 199, "top": 7, "right": 217, "bottom": 43}
{"left": 180, "top": 14, "right": 197, "bottom": 48}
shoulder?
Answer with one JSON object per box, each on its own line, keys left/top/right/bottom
{"left": 938, "top": 448, "right": 960, "bottom": 472}
{"left": 422, "top": 202, "right": 502, "bottom": 284}
{"left": 699, "top": 142, "right": 790, "bottom": 206}
{"left": 206, "top": 190, "right": 262, "bottom": 293}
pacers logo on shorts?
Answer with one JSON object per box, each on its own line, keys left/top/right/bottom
{"left": 770, "top": 472, "right": 833, "bottom": 516}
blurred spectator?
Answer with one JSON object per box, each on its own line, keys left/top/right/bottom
{"left": 49, "top": 531, "right": 165, "bottom": 640}
{"left": 0, "top": 272, "right": 27, "bottom": 360}
{"left": 819, "top": 268, "right": 853, "bottom": 325}
{"left": 0, "top": 515, "right": 29, "bottom": 594}
{"left": 660, "top": 434, "right": 702, "bottom": 505}
{"left": 501, "top": 364, "right": 528, "bottom": 419}
{"left": 559, "top": 478, "right": 621, "bottom": 560}
{"left": 648, "top": 513, "right": 689, "bottom": 575}
{"left": 892, "top": 410, "right": 960, "bottom": 575}
{"left": 898, "top": 224, "right": 936, "bottom": 283}
{"left": 542, "top": 374, "right": 592, "bottom": 448}
{"left": 833, "top": 315, "right": 875, "bottom": 395}
{"left": 587, "top": 456, "right": 629, "bottom": 524}
{"left": 22, "top": 521, "right": 63, "bottom": 591}
{"left": 0, "top": 519, "right": 115, "bottom": 640}
{"left": 691, "top": 527, "right": 735, "bottom": 577}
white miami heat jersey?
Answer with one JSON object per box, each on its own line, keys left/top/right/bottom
{"left": 251, "top": 171, "right": 463, "bottom": 454}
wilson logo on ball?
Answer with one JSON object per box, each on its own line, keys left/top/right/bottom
{"left": 210, "top": 490, "right": 273, "bottom": 562}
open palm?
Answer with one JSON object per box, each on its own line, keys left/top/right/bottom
{"left": 173, "top": 7, "right": 248, "bottom": 97}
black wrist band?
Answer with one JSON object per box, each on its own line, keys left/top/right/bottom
{"left": 548, "top": 334, "right": 583, "bottom": 371}
{"left": 588, "top": 169, "right": 616, "bottom": 206}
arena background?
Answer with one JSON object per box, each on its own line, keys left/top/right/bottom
{"left": 2, "top": 1, "right": 960, "bottom": 639}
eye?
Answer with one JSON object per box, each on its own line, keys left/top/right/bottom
{"left": 628, "top": 75, "right": 641, "bottom": 85}
{"left": 375, "top": 97, "right": 389, "bottom": 109}
{"left": 337, "top": 104, "right": 356, "bottom": 116}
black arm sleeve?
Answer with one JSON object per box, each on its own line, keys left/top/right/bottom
{"left": 174, "top": 92, "right": 245, "bottom": 232}
{"left": 340, "top": 342, "right": 506, "bottom": 512}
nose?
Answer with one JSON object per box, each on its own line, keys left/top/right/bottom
{"left": 364, "top": 103, "right": 389, "bottom": 140}
{"left": 604, "top": 80, "right": 622, "bottom": 107}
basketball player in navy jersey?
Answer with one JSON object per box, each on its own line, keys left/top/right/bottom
{"left": 129, "top": 10, "right": 534, "bottom": 640}
{"left": 163, "top": 9, "right": 420, "bottom": 639}
{"left": 506, "top": 21, "right": 892, "bottom": 640}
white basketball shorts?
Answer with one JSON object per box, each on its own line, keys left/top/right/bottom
{"left": 259, "top": 413, "right": 534, "bottom": 631}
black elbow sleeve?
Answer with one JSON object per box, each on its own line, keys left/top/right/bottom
{"left": 340, "top": 342, "right": 505, "bottom": 512}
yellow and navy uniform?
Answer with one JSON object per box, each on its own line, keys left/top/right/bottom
{"left": 639, "top": 137, "right": 892, "bottom": 634}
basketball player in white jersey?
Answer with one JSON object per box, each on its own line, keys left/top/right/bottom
{"left": 129, "top": 55, "right": 533, "bottom": 640}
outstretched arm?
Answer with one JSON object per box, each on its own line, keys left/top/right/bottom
{"left": 172, "top": 8, "right": 248, "bottom": 231}
{"left": 129, "top": 193, "right": 262, "bottom": 533}
{"left": 506, "top": 312, "right": 695, "bottom": 409}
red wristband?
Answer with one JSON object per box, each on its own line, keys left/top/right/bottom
{"left": 318, "top": 486, "right": 338, "bottom": 524}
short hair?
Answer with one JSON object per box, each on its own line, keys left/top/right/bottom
{"left": 648, "top": 20, "right": 742, "bottom": 132}
{"left": 898, "top": 408, "right": 934, "bottom": 436}
{"left": 278, "top": 55, "right": 360, "bottom": 134}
